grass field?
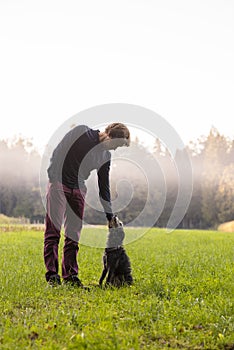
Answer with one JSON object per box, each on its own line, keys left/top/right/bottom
{"left": 0, "top": 227, "right": 233, "bottom": 350}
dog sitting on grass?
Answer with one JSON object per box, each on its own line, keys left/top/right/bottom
{"left": 99, "top": 215, "right": 133, "bottom": 287}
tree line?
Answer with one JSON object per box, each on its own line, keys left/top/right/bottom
{"left": 0, "top": 127, "right": 233, "bottom": 229}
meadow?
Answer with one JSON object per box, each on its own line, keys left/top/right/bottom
{"left": 0, "top": 227, "right": 233, "bottom": 350}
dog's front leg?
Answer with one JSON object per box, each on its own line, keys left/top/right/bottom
{"left": 106, "top": 265, "right": 116, "bottom": 285}
{"left": 99, "top": 254, "right": 108, "bottom": 286}
{"left": 99, "top": 267, "right": 108, "bottom": 286}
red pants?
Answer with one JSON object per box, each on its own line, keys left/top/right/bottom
{"left": 44, "top": 181, "right": 86, "bottom": 281}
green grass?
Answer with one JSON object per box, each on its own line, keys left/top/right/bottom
{"left": 0, "top": 227, "right": 233, "bottom": 349}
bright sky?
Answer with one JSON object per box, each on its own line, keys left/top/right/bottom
{"left": 0, "top": 0, "right": 233, "bottom": 154}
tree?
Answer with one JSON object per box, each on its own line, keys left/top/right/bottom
{"left": 153, "top": 138, "right": 163, "bottom": 158}
{"left": 201, "top": 127, "right": 230, "bottom": 227}
{"left": 0, "top": 136, "right": 43, "bottom": 221}
{"left": 216, "top": 164, "right": 234, "bottom": 223}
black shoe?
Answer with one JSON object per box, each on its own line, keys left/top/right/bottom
{"left": 63, "top": 275, "right": 90, "bottom": 290}
{"left": 48, "top": 274, "right": 61, "bottom": 286}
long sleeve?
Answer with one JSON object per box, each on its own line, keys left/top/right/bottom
{"left": 97, "top": 160, "right": 113, "bottom": 220}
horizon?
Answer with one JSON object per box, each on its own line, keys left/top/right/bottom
{"left": 0, "top": 123, "right": 233, "bottom": 157}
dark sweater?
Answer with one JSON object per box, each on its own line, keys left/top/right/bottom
{"left": 47, "top": 125, "right": 113, "bottom": 219}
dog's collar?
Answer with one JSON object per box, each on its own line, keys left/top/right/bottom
{"left": 105, "top": 246, "right": 123, "bottom": 252}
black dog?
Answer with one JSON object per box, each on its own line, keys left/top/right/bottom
{"left": 99, "top": 215, "right": 133, "bottom": 287}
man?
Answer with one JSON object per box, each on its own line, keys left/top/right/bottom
{"left": 44, "top": 122, "right": 130, "bottom": 286}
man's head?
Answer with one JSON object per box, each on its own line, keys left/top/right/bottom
{"left": 101, "top": 123, "right": 130, "bottom": 150}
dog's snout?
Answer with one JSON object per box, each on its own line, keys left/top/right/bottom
{"left": 109, "top": 215, "right": 123, "bottom": 228}
{"left": 114, "top": 215, "right": 123, "bottom": 227}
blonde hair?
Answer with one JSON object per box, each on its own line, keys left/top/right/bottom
{"left": 105, "top": 123, "right": 130, "bottom": 146}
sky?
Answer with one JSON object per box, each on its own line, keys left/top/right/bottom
{"left": 0, "top": 0, "right": 234, "bottom": 155}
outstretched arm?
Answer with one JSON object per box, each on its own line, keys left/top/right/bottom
{"left": 97, "top": 160, "right": 113, "bottom": 221}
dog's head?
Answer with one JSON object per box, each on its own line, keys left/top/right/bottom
{"left": 108, "top": 215, "right": 123, "bottom": 229}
